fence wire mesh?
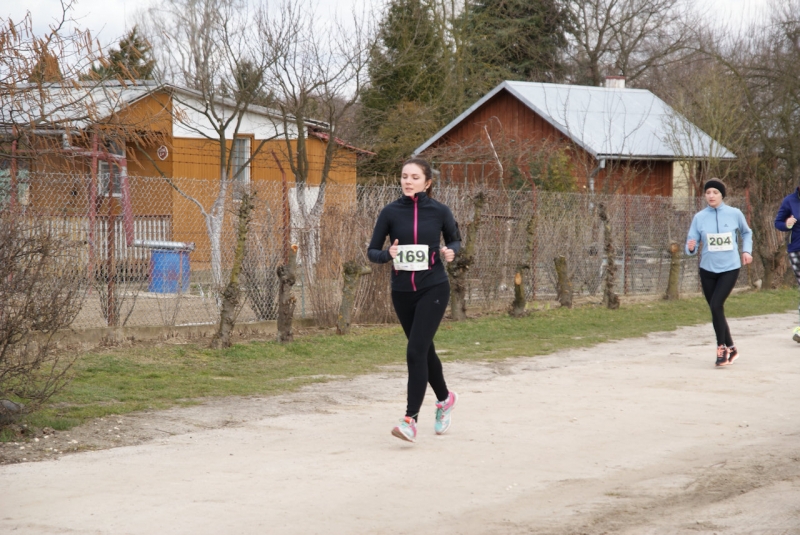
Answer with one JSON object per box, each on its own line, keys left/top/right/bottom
{"left": 3, "top": 174, "right": 760, "bottom": 331}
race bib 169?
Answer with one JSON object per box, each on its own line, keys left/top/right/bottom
{"left": 393, "top": 244, "right": 429, "bottom": 271}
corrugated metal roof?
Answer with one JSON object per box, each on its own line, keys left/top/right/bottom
{"left": 2, "top": 81, "right": 326, "bottom": 130}
{"left": 414, "top": 81, "right": 736, "bottom": 160}
{"left": 1, "top": 81, "right": 159, "bottom": 129}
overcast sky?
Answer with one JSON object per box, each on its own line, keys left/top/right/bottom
{"left": 6, "top": 0, "right": 772, "bottom": 49}
{"left": 7, "top": 0, "right": 378, "bottom": 46}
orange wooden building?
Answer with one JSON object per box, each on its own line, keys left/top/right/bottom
{"left": 2, "top": 81, "right": 362, "bottom": 271}
{"left": 414, "top": 79, "right": 735, "bottom": 197}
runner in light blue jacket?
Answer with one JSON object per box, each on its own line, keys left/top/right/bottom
{"left": 685, "top": 179, "right": 753, "bottom": 367}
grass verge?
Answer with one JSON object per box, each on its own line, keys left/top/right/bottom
{"left": 19, "top": 289, "right": 798, "bottom": 433}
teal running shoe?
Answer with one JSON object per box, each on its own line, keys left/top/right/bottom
{"left": 434, "top": 391, "right": 458, "bottom": 435}
{"left": 391, "top": 416, "right": 417, "bottom": 443}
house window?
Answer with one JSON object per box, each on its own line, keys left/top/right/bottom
{"left": 98, "top": 141, "right": 125, "bottom": 197}
{"left": 0, "top": 159, "right": 30, "bottom": 208}
{"left": 231, "top": 137, "right": 251, "bottom": 199}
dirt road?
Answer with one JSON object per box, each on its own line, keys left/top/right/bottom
{"left": 1, "top": 313, "right": 799, "bottom": 534}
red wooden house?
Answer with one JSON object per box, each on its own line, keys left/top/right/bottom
{"left": 414, "top": 79, "right": 735, "bottom": 197}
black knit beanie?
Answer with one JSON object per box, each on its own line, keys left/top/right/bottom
{"left": 704, "top": 179, "right": 727, "bottom": 198}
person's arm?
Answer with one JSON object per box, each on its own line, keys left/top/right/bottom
{"left": 367, "top": 210, "right": 392, "bottom": 264}
{"left": 441, "top": 206, "right": 462, "bottom": 254}
{"left": 685, "top": 215, "right": 701, "bottom": 256}
{"left": 739, "top": 211, "right": 753, "bottom": 258}
{"left": 775, "top": 198, "right": 794, "bottom": 231}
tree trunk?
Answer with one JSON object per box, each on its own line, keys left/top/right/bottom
{"left": 554, "top": 255, "right": 573, "bottom": 308}
{"left": 509, "top": 268, "right": 529, "bottom": 317}
{"left": 599, "top": 203, "right": 619, "bottom": 310}
{"left": 293, "top": 182, "right": 326, "bottom": 278}
{"left": 277, "top": 244, "right": 299, "bottom": 343}
{"left": 664, "top": 242, "right": 681, "bottom": 300}
{"left": 748, "top": 190, "right": 784, "bottom": 291}
{"left": 758, "top": 246, "right": 784, "bottom": 290}
{"left": 211, "top": 192, "right": 254, "bottom": 349}
{"left": 204, "top": 183, "right": 228, "bottom": 297}
{"left": 447, "top": 193, "right": 484, "bottom": 321}
{"left": 336, "top": 261, "right": 372, "bottom": 335}
{"left": 509, "top": 206, "right": 537, "bottom": 317}
{"left": 447, "top": 255, "right": 470, "bottom": 321}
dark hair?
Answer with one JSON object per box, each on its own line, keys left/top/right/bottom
{"left": 704, "top": 178, "right": 727, "bottom": 199}
{"left": 402, "top": 158, "right": 434, "bottom": 196}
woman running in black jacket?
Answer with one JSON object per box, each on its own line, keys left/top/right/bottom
{"left": 368, "top": 158, "right": 461, "bottom": 443}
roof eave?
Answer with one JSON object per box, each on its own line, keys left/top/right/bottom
{"left": 413, "top": 81, "right": 604, "bottom": 159}
{"left": 167, "top": 84, "right": 329, "bottom": 130}
{"left": 596, "top": 154, "right": 738, "bottom": 161}
{"left": 3, "top": 81, "right": 331, "bottom": 132}
{"left": 412, "top": 82, "right": 511, "bottom": 156}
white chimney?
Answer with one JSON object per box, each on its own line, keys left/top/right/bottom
{"left": 604, "top": 76, "right": 626, "bottom": 89}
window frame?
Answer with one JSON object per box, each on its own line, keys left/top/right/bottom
{"left": 97, "top": 141, "right": 125, "bottom": 198}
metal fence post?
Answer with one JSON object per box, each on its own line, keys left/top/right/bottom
{"left": 624, "top": 193, "right": 630, "bottom": 294}
{"left": 531, "top": 185, "right": 538, "bottom": 301}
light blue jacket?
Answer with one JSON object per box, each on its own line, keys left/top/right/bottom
{"left": 685, "top": 203, "right": 753, "bottom": 273}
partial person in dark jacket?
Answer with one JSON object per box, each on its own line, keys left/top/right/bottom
{"left": 367, "top": 158, "right": 461, "bottom": 443}
{"left": 774, "top": 186, "right": 800, "bottom": 342}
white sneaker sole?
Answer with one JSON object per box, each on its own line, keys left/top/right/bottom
{"left": 391, "top": 427, "right": 416, "bottom": 443}
{"left": 435, "top": 419, "right": 452, "bottom": 435}
{"left": 435, "top": 392, "right": 458, "bottom": 435}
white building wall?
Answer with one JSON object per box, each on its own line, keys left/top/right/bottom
{"left": 171, "top": 94, "right": 298, "bottom": 140}
{"left": 672, "top": 160, "right": 697, "bottom": 210}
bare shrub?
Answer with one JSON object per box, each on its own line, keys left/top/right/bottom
{"left": 353, "top": 262, "right": 396, "bottom": 325}
{"left": 305, "top": 202, "right": 371, "bottom": 328}
{"left": 242, "top": 191, "right": 286, "bottom": 321}
{"left": 352, "top": 186, "right": 397, "bottom": 325}
{"left": 92, "top": 258, "right": 144, "bottom": 328}
{"left": 0, "top": 208, "right": 87, "bottom": 424}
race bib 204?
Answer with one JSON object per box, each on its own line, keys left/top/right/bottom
{"left": 707, "top": 232, "right": 734, "bottom": 252}
{"left": 393, "top": 244, "right": 429, "bottom": 271}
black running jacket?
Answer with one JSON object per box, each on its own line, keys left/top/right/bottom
{"left": 367, "top": 192, "right": 461, "bottom": 292}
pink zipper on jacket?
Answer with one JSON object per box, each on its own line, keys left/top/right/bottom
{"left": 411, "top": 195, "right": 419, "bottom": 291}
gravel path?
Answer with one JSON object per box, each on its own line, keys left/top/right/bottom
{"left": 1, "top": 312, "right": 799, "bottom": 534}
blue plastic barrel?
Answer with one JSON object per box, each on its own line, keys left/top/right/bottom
{"left": 148, "top": 249, "right": 190, "bottom": 293}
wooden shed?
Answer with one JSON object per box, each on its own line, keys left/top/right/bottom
{"left": 414, "top": 79, "right": 735, "bottom": 197}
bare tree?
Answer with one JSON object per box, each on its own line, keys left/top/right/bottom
{"left": 139, "top": 0, "right": 282, "bottom": 296}
{"left": 0, "top": 3, "right": 96, "bottom": 395}
{"left": 598, "top": 202, "right": 620, "bottom": 308}
{"left": 211, "top": 191, "right": 254, "bottom": 349}
{"left": 138, "top": 0, "right": 295, "bottom": 345}
{"left": 2, "top": 5, "right": 168, "bottom": 330}
{"left": 258, "top": 0, "right": 375, "bottom": 269}
{"left": 735, "top": 2, "right": 800, "bottom": 288}
{"left": 1, "top": 4, "right": 152, "bottom": 168}
{"left": 447, "top": 192, "right": 484, "bottom": 320}
{"left": 666, "top": 1, "right": 800, "bottom": 289}
{"left": 660, "top": 58, "right": 748, "bottom": 191}
{"left": 564, "top": 0, "right": 694, "bottom": 86}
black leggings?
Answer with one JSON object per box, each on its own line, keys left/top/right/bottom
{"left": 391, "top": 282, "right": 450, "bottom": 420}
{"left": 699, "top": 268, "right": 740, "bottom": 347}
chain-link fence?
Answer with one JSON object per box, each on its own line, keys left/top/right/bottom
{"left": 2, "top": 173, "right": 758, "bottom": 331}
